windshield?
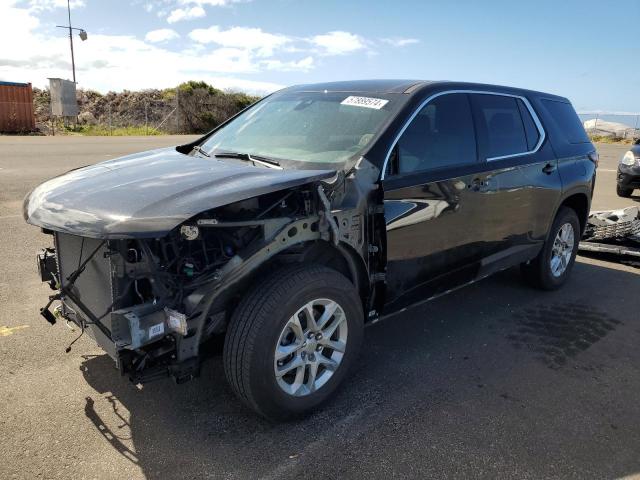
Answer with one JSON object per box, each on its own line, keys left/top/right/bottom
{"left": 200, "top": 91, "right": 405, "bottom": 165}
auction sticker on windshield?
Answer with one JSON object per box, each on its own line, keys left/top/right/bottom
{"left": 341, "top": 96, "right": 389, "bottom": 110}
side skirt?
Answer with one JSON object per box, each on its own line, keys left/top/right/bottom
{"left": 374, "top": 243, "right": 542, "bottom": 324}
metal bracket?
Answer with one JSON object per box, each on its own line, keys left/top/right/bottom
{"left": 317, "top": 185, "right": 339, "bottom": 245}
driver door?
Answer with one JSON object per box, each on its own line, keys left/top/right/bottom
{"left": 382, "top": 93, "right": 491, "bottom": 312}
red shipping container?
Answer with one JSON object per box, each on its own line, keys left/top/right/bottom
{"left": 0, "top": 81, "right": 35, "bottom": 133}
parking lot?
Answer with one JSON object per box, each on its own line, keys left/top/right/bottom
{"left": 0, "top": 136, "right": 639, "bottom": 479}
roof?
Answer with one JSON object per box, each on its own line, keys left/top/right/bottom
{"left": 285, "top": 79, "right": 568, "bottom": 102}
{"left": 288, "top": 79, "right": 430, "bottom": 94}
{"left": 0, "top": 81, "right": 31, "bottom": 87}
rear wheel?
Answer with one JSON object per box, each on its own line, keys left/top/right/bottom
{"left": 617, "top": 184, "right": 633, "bottom": 198}
{"left": 521, "top": 206, "right": 580, "bottom": 290}
{"left": 223, "top": 264, "right": 363, "bottom": 420}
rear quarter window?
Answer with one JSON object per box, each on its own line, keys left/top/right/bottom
{"left": 540, "top": 99, "right": 589, "bottom": 144}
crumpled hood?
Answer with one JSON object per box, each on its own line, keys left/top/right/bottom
{"left": 24, "top": 147, "right": 336, "bottom": 238}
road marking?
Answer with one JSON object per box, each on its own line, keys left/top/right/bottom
{"left": 0, "top": 325, "right": 29, "bottom": 337}
{"left": 598, "top": 169, "right": 617, "bottom": 172}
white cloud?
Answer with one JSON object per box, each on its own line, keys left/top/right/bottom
{"left": 178, "top": 0, "right": 249, "bottom": 6}
{"left": 381, "top": 37, "right": 419, "bottom": 47}
{"left": 167, "top": 5, "right": 205, "bottom": 23}
{"left": 163, "top": 0, "right": 248, "bottom": 22}
{"left": 188, "top": 26, "right": 371, "bottom": 60}
{"left": 310, "top": 31, "right": 366, "bottom": 56}
{"left": 27, "top": 0, "right": 85, "bottom": 10}
{"left": 145, "top": 28, "right": 180, "bottom": 43}
{"left": 0, "top": 3, "right": 282, "bottom": 95}
{"left": 0, "top": 3, "right": 405, "bottom": 96}
{"left": 0, "top": 2, "right": 40, "bottom": 34}
{"left": 262, "top": 56, "right": 314, "bottom": 72}
{"left": 189, "top": 26, "right": 290, "bottom": 57}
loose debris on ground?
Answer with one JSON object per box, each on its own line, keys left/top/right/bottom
{"left": 580, "top": 206, "right": 640, "bottom": 268}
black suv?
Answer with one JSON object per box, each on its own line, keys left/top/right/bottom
{"left": 617, "top": 138, "right": 640, "bottom": 197}
{"left": 24, "top": 80, "right": 597, "bottom": 420}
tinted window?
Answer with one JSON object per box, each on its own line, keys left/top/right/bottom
{"left": 541, "top": 99, "right": 589, "bottom": 144}
{"left": 471, "top": 94, "right": 528, "bottom": 159}
{"left": 396, "top": 93, "right": 476, "bottom": 174}
{"left": 517, "top": 99, "right": 540, "bottom": 150}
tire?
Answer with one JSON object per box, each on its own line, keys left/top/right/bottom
{"left": 617, "top": 184, "right": 633, "bottom": 198}
{"left": 223, "top": 264, "right": 364, "bottom": 420}
{"left": 521, "top": 206, "right": 580, "bottom": 290}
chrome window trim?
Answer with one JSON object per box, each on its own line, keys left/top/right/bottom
{"left": 381, "top": 89, "right": 547, "bottom": 180}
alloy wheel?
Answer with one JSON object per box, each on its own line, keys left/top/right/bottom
{"left": 273, "top": 298, "right": 348, "bottom": 397}
{"left": 550, "top": 222, "right": 575, "bottom": 277}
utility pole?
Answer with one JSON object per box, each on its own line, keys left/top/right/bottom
{"left": 56, "top": 0, "right": 87, "bottom": 83}
{"left": 67, "top": 0, "right": 75, "bottom": 83}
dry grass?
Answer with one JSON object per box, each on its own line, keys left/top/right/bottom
{"left": 61, "top": 125, "right": 165, "bottom": 136}
{"left": 588, "top": 135, "right": 636, "bottom": 145}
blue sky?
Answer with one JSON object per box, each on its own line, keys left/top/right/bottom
{"left": 1, "top": 0, "right": 639, "bottom": 112}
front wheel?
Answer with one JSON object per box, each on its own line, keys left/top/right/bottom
{"left": 617, "top": 184, "right": 633, "bottom": 198}
{"left": 223, "top": 264, "right": 363, "bottom": 420}
{"left": 521, "top": 206, "right": 580, "bottom": 290}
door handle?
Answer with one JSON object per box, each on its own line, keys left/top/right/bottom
{"left": 542, "top": 163, "right": 556, "bottom": 175}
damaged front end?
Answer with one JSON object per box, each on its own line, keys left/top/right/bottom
{"left": 33, "top": 174, "right": 379, "bottom": 383}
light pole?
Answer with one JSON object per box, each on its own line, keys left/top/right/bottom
{"left": 56, "top": 0, "right": 87, "bottom": 83}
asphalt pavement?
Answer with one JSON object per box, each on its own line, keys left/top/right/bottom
{"left": 0, "top": 137, "right": 639, "bottom": 479}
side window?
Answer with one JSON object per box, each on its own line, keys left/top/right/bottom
{"left": 471, "top": 94, "right": 528, "bottom": 160}
{"left": 540, "top": 99, "right": 590, "bottom": 144}
{"left": 395, "top": 93, "right": 476, "bottom": 174}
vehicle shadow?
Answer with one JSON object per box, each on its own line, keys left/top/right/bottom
{"left": 79, "top": 260, "right": 640, "bottom": 479}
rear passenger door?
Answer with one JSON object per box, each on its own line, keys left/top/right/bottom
{"left": 469, "top": 92, "right": 561, "bottom": 263}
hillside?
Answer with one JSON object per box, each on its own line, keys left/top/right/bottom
{"left": 33, "top": 81, "right": 260, "bottom": 135}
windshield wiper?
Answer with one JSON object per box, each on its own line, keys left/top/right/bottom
{"left": 214, "top": 151, "right": 282, "bottom": 169}
{"left": 191, "top": 145, "right": 210, "bottom": 157}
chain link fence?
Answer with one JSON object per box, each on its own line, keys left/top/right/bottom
{"left": 90, "top": 98, "right": 179, "bottom": 135}
{"left": 32, "top": 84, "right": 258, "bottom": 136}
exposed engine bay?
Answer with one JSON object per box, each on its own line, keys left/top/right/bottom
{"left": 36, "top": 177, "right": 385, "bottom": 383}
